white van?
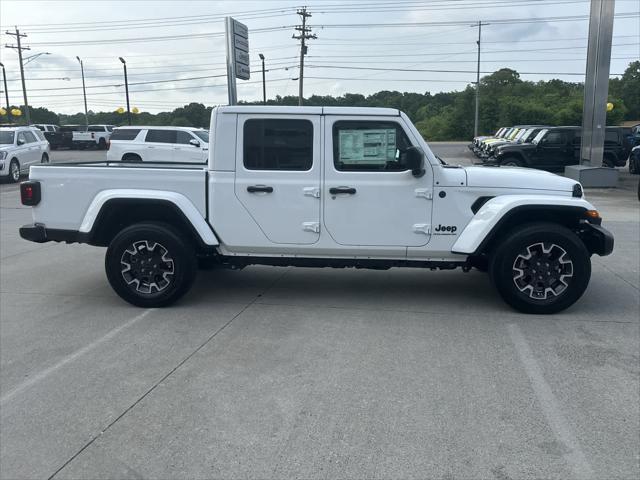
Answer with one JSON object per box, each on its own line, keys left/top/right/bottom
{"left": 106, "top": 126, "right": 209, "bottom": 163}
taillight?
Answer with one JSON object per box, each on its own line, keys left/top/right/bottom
{"left": 20, "top": 181, "right": 41, "bottom": 206}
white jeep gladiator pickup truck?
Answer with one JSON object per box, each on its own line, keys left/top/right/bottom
{"left": 19, "top": 106, "right": 613, "bottom": 314}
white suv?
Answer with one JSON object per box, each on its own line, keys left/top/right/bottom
{"left": 0, "top": 126, "right": 50, "bottom": 183}
{"left": 106, "top": 126, "right": 209, "bottom": 163}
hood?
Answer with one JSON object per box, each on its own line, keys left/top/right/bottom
{"left": 496, "top": 142, "right": 535, "bottom": 154}
{"left": 464, "top": 165, "right": 577, "bottom": 193}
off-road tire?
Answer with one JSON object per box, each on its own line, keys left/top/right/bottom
{"left": 105, "top": 222, "right": 197, "bottom": 307}
{"left": 501, "top": 157, "right": 522, "bottom": 167}
{"left": 489, "top": 222, "right": 591, "bottom": 314}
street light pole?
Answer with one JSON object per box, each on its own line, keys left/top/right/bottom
{"left": 0, "top": 62, "right": 10, "bottom": 122}
{"left": 259, "top": 53, "right": 266, "bottom": 104}
{"left": 76, "top": 56, "right": 88, "bottom": 128}
{"left": 119, "top": 57, "right": 131, "bottom": 126}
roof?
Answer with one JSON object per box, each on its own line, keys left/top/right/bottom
{"left": 0, "top": 125, "right": 39, "bottom": 131}
{"left": 114, "top": 125, "right": 204, "bottom": 130}
{"left": 217, "top": 105, "right": 401, "bottom": 116}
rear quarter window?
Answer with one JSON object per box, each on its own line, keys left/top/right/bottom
{"left": 110, "top": 129, "right": 142, "bottom": 141}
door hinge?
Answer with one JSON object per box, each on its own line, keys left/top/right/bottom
{"left": 303, "top": 187, "right": 320, "bottom": 198}
{"left": 413, "top": 223, "right": 431, "bottom": 234}
{"left": 415, "top": 188, "right": 433, "bottom": 200}
{"left": 303, "top": 222, "right": 320, "bottom": 233}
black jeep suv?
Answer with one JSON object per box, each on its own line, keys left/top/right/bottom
{"left": 490, "top": 126, "right": 631, "bottom": 171}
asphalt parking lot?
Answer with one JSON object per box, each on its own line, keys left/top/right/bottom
{"left": 1, "top": 143, "right": 638, "bottom": 479}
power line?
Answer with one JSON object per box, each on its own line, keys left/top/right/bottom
{"left": 312, "top": 12, "right": 640, "bottom": 28}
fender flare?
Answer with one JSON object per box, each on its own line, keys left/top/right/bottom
{"left": 79, "top": 189, "right": 219, "bottom": 246}
{"left": 451, "top": 195, "right": 596, "bottom": 255}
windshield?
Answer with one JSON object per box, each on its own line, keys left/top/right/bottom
{"left": 518, "top": 129, "right": 533, "bottom": 141}
{"left": 532, "top": 129, "right": 548, "bottom": 144}
{"left": 193, "top": 130, "right": 209, "bottom": 142}
{"left": 0, "top": 131, "right": 15, "bottom": 144}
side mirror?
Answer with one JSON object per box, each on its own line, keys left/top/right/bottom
{"left": 17, "top": 139, "right": 25, "bottom": 146}
{"left": 401, "top": 146, "right": 425, "bottom": 178}
{"left": 189, "top": 139, "right": 200, "bottom": 147}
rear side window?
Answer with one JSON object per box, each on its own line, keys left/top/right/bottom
{"left": 145, "top": 129, "right": 177, "bottom": 144}
{"left": 110, "top": 129, "right": 141, "bottom": 141}
{"left": 333, "top": 120, "right": 412, "bottom": 172}
{"left": 243, "top": 119, "right": 313, "bottom": 171}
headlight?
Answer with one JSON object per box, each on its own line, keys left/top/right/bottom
{"left": 0, "top": 151, "right": 7, "bottom": 160}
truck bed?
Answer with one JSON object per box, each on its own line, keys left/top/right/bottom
{"left": 28, "top": 163, "right": 207, "bottom": 232}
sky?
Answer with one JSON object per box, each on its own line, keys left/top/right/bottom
{"left": 0, "top": 0, "right": 638, "bottom": 114}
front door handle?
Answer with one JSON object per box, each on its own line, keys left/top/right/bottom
{"left": 329, "top": 186, "right": 356, "bottom": 195}
{"left": 247, "top": 185, "right": 274, "bottom": 193}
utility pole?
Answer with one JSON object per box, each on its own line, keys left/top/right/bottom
{"left": 76, "top": 57, "right": 89, "bottom": 127}
{"left": 0, "top": 62, "right": 10, "bottom": 122}
{"left": 473, "top": 21, "right": 487, "bottom": 138}
{"left": 5, "top": 28, "right": 31, "bottom": 124}
{"left": 119, "top": 57, "right": 131, "bottom": 126}
{"left": 259, "top": 53, "right": 266, "bottom": 104}
{"left": 293, "top": 7, "right": 316, "bottom": 106}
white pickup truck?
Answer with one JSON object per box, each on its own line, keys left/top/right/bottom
{"left": 72, "top": 124, "right": 114, "bottom": 149}
{"left": 19, "top": 106, "right": 613, "bottom": 314}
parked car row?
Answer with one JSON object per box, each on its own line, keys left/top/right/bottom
{"left": 469, "top": 125, "right": 636, "bottom": 172}
{"left": 33, "top": 124, "right": 114, "bottom": 150}
{"left": 0, "top": 126, "right": 50, "bottom": 182}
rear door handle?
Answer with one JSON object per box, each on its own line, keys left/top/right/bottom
{"left": 329, "top": 186, "right": 356, "bottom": 195}
{"left": 247, "top": 185, "right": 273, "bottom": 193}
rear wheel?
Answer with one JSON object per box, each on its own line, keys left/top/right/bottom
{"left": 98, "top": 138, "right": 107, "bottom": 150}
{"left": 41, "top": 153, "right": 49, "bottom": 164}
{"left": 489, "top": 222, "right": 591, "bottom": 314}
{"left": 122, "top": 153, "right": 142, "bottom": 162}
{"left": 105, "top": 223, "right": 197, "bottom": 307}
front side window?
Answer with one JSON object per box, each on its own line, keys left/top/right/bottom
{"left": 243, "top": 119, "right": 313, "bottom": 171}
{"left": 145, "top": 129, "right": 177, "bottom": 144}
{"left": 23, "top": 131, "right": 38, "bottom": 143}
{"left": 193, "top": 130, "right": 209, "bottom": 142}
{"left": 544, "top": 131, "right": 566, "bottom": 145}
{"left": 34, "top": 130, "right": 46, "bottom": 141}
{"left": 176, "top": 131, "right": 197, "bottom": 145}
{"left": 333, "top": 121, "right": 412, "bottom": 172}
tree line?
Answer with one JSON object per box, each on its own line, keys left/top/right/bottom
{"left": 1, "top": 61, "right": 638, "bottom": 141}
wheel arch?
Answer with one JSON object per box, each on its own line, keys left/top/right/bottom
{"left": 79, "top": 190, "right": 218, "bottom": 250}
{"left": 452, "top": 195, "right": 597, "bottom": 256}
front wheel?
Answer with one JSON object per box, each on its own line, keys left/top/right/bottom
{"left": 105, "top": 223, "right": 197, "bottom": 307}
{"left": 489, "top": 222, "right": 591, "bottom": 314}
{"left": 8, "top": 159, "right": 20, "bottom": 183}
{"left": 501, "top": 157, "right": 522, "bottom": 167}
